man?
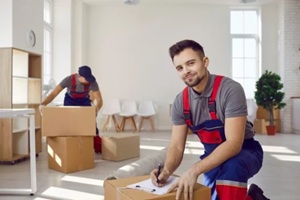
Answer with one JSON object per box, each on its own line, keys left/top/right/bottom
{"left": 40, "top": 65, "right": 103, "bottom": 152}
{"left": 150, "top": 40, "right": 269, "bottom": 200}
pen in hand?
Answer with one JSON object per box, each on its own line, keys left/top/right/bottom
{"left": 157, "top": 163, "right": 162, "bottom": 184}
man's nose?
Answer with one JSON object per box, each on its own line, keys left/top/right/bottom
{"left": 183, "top": 66, "right": 190, "bottom": 74}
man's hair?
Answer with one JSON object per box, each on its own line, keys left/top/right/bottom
{"left": 169, "top": 39, "right": 205, "bottom": 61}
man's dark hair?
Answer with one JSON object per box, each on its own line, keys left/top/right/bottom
{"left": 169, "top": 39, "right": 205, "bottom": 61}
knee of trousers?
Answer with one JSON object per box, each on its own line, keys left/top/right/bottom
{"left": 217, "top": 157, "right": 251, "bottom": 183}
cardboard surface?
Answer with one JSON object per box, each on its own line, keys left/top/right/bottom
{"left": 42, "top": 106, "right": 96, "bottom": 136}
{"left": 102, "top": 133, "right": 140, "bottom": 161}
{"left": 47, "top": 136, "right": 94, "bottom": 173}
{"left": 256, "top": 106, "right": 280, "bottom": 120}
{"left": 254, "top": 119, "right": 281, "bottom": 134}
{"left": 104, "top": 175, "right": 210, "bottom": 200}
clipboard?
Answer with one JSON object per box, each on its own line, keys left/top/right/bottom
{"left": 127, "top": 175, "right": 178, "bottom": 195}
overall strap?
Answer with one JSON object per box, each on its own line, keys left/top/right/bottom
{"left": 183, "top": 87, "right": 192, "bottom": 127}
{"left": 70, "top": 74, "right": 90, "bottom": 99}
{"left": 83, "top": 82, "right": 90, "bottom": 93}
{"left": 208, "top": 76, "right": 223, "bottom": 120}
{"left": 71, "top": 74, "right": 77, "bottom": 93}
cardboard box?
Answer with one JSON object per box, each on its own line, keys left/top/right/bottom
{"left": 254, "top": 119, "right": 281, "bottom": 134}
{"left": 104, "top": 175, "right": 210, "bottom": 200}
{"left": 256, "top": 106, "right": 280, "bottom": 120}
{"left": 47, "top": 136, "right": 94, "bottom": 173}
{"left": 42, "top": 106, "right": 96, "bottom": 137}
{"left": 102, "top": 133, "right": 140, "bottom": 161}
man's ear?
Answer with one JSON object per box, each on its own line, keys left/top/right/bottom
{"left": 203, "top": 57, "right": 209, "bottom": 68}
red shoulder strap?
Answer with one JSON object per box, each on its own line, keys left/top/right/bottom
{"left": 182, "top": 75, "right": 224, "bottom": 126}
{"left": 71, "top": 74, "right": 76, "bottom": 92}
{"left": 183, "top": 87, "right": 192, "bottom": 127}
{"left": 208, "top": 76, "right": 223, "bottom": 119}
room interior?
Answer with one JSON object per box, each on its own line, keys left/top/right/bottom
{"left": 0, "top": 0, "right": 300, "bottom": 199}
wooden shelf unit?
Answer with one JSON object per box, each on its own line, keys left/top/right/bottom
{"left": 0, "top": 48, "right": 42, "bottom": 162}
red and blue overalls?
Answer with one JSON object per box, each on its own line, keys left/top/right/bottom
{"left": 64, "top": 74, "right": 91, "bottom": 106}
{"left": 183, "top": 76, "right": 263, "bottom": 200}
{"left": 64, "top": 74, "right": 99, "bottom": 135}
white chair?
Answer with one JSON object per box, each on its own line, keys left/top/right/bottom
{"left": 119, "top": 100, "right": 138, "bottom": 132}
{"left": 101, "top": 98, "right": 121, "bottom": 132}
{"left": 137, "top": 100, "right": 156, "bottom": 132}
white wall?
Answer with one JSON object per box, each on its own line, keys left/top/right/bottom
{"left": 0, "top": 0, "right": 43, "bottom": 54}
{"left": 82, "top": 2, "right": 281, "bottom": 130}
{"left": 52, "top": 0, "right": 73, "bottom": 103}
{"left": 261, "top": 3, "right": 279, "bottom": 74}
{"left": 0, "top": 0, "right": 13, "bottom": 47}
{"left": 51, "top": 1, "right": 282, "bottom": 131}
{"left": 52, "top": 0, "right": 89, "bottom": 104}
{"left": 85, "top": 3, "right": 232, "bottom": 129}
{"left": 278, "top": 0, "right": 300, "bottom": 133}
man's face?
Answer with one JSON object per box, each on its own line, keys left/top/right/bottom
{"left": 173, "top": 48, "right": 208, "bottom": 87}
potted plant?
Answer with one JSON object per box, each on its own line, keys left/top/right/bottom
{"left": 254, "top": 70, "right": 286, "bottom": 135}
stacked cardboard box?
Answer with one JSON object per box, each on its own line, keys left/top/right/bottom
{"left": 42, "top": 106, "right": 96, "bottom": 173}
{"left": 254, "top": 106, "right": 281, "bottom": 134}
{"left": 104, "top": 175, "right": 211, "bottom": 200}
{"left": 102, "top": 133, "right": 140, "bottom": 161}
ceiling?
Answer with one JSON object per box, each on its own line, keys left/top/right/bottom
{"left": 82, "top": 0, "right": 279, "bottom": 6}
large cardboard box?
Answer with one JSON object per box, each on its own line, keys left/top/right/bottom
{"left": 47, "top": 136, "right": 94, "bottom": 173}
{"left": 102, "top": 133, "right": 140, "bottom": 161}
{"left": 42, "top": 106, "right": 96, "bottom": 137}
{"left": 256, "top": 106, "right": 280, "bottom": 120}
{"left": 254, "top": 119, "right": 281, "bottom": 134}
{"left": 104, "top": 175, "right": 210, "bottom": 200}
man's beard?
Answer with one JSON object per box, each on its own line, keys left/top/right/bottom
{"left": 184, "top": 75, "right": 203, "bottom": 87}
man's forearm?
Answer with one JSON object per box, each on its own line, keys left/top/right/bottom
{"left": 41, "top": 93, "right": 56, "bottom": 106}
{"left": 163, "top": 145, "right": 184, "bottom": 176}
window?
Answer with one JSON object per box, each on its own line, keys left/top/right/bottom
{"left": 230, "top": 10, "right": 261, "bottom": 98}
{"left": 43, "top": 0, "right": 53, "bottom": 85}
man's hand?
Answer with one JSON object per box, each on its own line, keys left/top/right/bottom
{"left": 150, "top": 167, "right": 170, "bottom": 187}
{"left": 167, "top": 168, "right": 198, "bottom": 200}
{"left": 39, "top": 105, "right": 44, "bottom": 115}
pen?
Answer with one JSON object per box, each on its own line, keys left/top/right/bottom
{"left": 157, "top": 163, "right": 162, "bottom": 184}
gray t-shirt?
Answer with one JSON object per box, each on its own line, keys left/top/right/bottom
{"left": 59, "top": 74, "right": 100, "bottom": 95}
{"left": 171, "top": 74, "right": 254, "bottom": 139}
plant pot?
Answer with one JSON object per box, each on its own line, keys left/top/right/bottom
{"left": 266, "top": 125, "right": 276, "bottom": 135}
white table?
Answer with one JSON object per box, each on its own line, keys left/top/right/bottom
{"left": 0, "top": 108, "right": 37, "bottom": 195}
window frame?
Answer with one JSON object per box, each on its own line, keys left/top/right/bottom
{"left": 230, "top": 8, "right": 261, "bottom": 98}
{"left": 43, "top": 0, "right": 53, "bottom": 85}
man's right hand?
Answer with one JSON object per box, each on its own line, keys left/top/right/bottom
{"left": 150, "top": 168, "right": 170, "bottom": 187}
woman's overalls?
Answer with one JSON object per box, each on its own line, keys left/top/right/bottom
{"left": 64, "top": 74, "right": 99, "bottom": 136}
{"left": 182, "top": 76, "right": 263, "bottom": 200}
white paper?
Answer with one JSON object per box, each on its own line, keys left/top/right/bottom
{"left": 127, "top": 176, "right": 178, "bottom": 195}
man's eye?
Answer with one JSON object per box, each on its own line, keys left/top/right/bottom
{"left": 176, "top": 66, "right": 183, "bottom": 71}
{"left": 187, "top": 61, "right": 195, "bottom": 66}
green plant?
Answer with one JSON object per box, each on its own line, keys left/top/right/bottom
{"left": 254, "top": 70, "right": 286, "bottom": 126}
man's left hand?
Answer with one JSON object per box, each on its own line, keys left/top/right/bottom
{"left": 167, "top": 168, "right": 198, "bottom": 200}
